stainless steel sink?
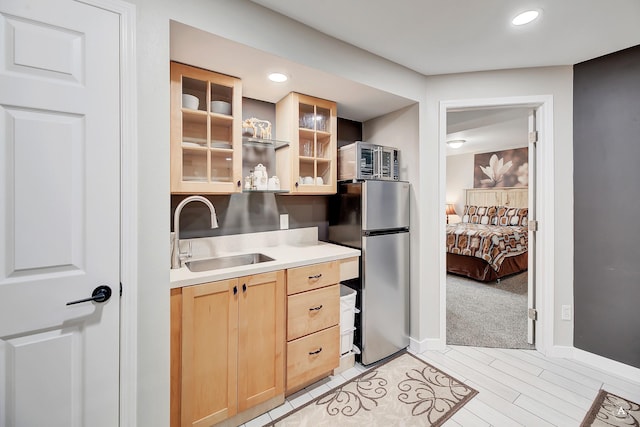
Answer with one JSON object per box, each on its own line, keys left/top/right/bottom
{"left": 185, "top": 253, "right": 274, "bottom": 272}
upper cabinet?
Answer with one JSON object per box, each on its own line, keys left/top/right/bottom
{"left": 276, "top": 93, "right": 337, "bottom": 194}
{"left": 170, "top": 62, "right": 243, "bottom": 194}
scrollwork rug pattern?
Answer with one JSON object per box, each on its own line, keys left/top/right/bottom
{"left": 269, "top": 352, "right": 478, "bottom": 426}
{"left": 581, "top": 389, "right": 640, "bottom": 427}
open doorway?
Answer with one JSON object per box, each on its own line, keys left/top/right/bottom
{"left": 442, "top": 103, "right": 540, "bottom": 349}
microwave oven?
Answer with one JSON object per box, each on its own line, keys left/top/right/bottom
{"left": 338, "top": 141, "right": 400, "bottom": 181}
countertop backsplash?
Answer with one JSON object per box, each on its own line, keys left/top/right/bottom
{"left": 170, "top": 193, "right": 330, "bottom": 241}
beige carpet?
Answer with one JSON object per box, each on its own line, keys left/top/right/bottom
{"left": 581, "top": 389, "right": 640, "bottom": 426}
{"left": 269, "top": 352, "right": 477, "bottom": 426}
{"left": 447, "top": 272, "right": 535, "bottom": 349}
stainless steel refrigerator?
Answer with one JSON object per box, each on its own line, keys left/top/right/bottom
{"left": 328, "top": 180, "right": 410, "bottom": 365}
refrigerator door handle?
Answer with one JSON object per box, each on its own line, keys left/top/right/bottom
{"left": 373, "top": 146, "right": 381, "bottom": 179}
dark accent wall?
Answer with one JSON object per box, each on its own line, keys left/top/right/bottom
{"left": 573, "top": 45, "right": 640, "bottom": 368}
{"left": 337, "top": 117, "right": 362, "bottom": 148}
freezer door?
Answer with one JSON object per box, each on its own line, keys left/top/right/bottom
{"left": 327, "top": 182, "right": 363, "bottom": 249}
{"left": 360, "top": 231, "right": 410, "bottom": 365}
{"left": 362, "top": 181, "right": 410, "bottom": 231}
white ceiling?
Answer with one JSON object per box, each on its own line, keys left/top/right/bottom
{"left": 170, "top": 21, "right": 416, "bottom": 123}
{"left": 172, "top": 2, "right": 639, "bottom": 154}
{"left": 446, "top": 107, "right": 531, "bottom": 156}
{"left": 250, "top": 0, "right": 640, "bottom": 76}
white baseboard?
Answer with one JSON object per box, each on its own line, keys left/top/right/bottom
{"left": 546, "top": 345, "right": 574, "bottom": 359}
{"left": 544, "top": 345, "right": 640, "bottom": 383}
{"left": 410, "top": 337, "right": 445, "bottom": 353}
{"left": 414, "top": 340, "right": 640, "bottom": 383}
{"left": 572, "top": 348, "right": 640, "bottom": 383}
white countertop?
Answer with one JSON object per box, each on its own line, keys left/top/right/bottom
{"left": 170, "top": 228, "right": 360, "bottom": 288}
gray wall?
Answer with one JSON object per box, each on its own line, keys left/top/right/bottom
{"left": 573, "top": 45, "right": 640, "bottom": 368}
{"left": 171, "top": 193, "right": 330, "bottom": 240}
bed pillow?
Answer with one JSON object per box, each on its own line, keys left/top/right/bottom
{"left": 495, "top": 206, "right": 528, "bottom": 226}
{"left": 461, "top": 205, "right": 475, "bottom": 223}
{"left": 462, "top": 205, "right": 496, "bottom": 224}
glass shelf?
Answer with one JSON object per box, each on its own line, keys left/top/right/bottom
{"left": 242, "top": 136, "right": 289, "bottom": 150}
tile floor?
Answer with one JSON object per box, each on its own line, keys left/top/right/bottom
{"left": 240, "top": 346, "right": 640, "bottom": 426}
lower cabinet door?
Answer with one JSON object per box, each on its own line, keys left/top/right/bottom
{"left": 237, "top": 270, "right": 286, "bottom": 412}
{"left": 174, "top": 271, "right": 286, "bottom": 427}
{"left": 181, "top": 279, "right": 239, "bottom": 427}
{"left": 286, "top": 325, "right": 340, "bottom": 393}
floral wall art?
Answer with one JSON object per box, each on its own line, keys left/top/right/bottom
{"left": 473, "top": 147, "right": 528, "bottom": 188}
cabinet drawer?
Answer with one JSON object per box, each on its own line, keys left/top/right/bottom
{"left": 287, "top": 261, "right": 340, "bottom": 295}
{"left": 287, "top": 284, "right": 339, "bottom": 340}
{"left": 286, "top": 325, "right": 339, "bottom": 392}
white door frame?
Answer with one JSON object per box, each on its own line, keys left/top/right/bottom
{"left": 439, "top": 95, "right": 555, "bottom": 353}
{"left": 82, "top": 0, "right": 138, "bottom": 425}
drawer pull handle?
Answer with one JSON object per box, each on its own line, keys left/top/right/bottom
{"left": 309, "top": 347, "right": 323, "bottom": 355}
{"left": 309, "top": 305, "right": 323, "bottom": 311}
{"left": 308, "top": 273, "right": 322, "bottom": 280}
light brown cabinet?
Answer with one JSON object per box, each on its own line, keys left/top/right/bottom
{"left": 171, "top": 270, "right": 285, "bottom": 427}
{"left": 285, "top": 261, "right": 340, "bottom": 394}
{"left": 276, "top": 92, "right": 337, "bottom": 194}
{"left": 170, "top": 62, "right": 243, "bottom": 194}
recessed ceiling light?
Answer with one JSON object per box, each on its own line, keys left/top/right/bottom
{"left": 268, "top": 72, "right": 288, "bottom": 83}
{"left": 512, "top": 10, "right": 540, "bottom": 26}
{"left": 447, "top": 139, "right": 465, "bottom": 149}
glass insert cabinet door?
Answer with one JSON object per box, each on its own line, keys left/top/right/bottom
{"left": 170, "top": 62, "right": 242, "bottom": 194}
{"left": 276, "top": 92, "right": 337, "bottom": 194}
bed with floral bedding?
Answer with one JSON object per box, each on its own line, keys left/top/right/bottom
{"left": 446, "top": 205, "right": 529, "bottom": 282}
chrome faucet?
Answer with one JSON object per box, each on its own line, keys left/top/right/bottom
{"left": 171, "top": 195, "right": 218, "bottom": 269}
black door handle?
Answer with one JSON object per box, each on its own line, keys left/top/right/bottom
{"left": 67, "top": 285, "right": 112, "bottom": 306}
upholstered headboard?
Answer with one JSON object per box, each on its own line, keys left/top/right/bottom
{"left": 464, "top": 187, "right": 528, "bottom": 208}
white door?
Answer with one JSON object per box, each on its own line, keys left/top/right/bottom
{"left": 527, "top": 109, "right": 538, "bottom": 344}
{"left": 0, "top": 0, "right": 120, "bottom": 426}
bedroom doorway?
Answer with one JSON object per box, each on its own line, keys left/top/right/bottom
{"left": 443, "top": 102, "right": 540, "bottom": 349}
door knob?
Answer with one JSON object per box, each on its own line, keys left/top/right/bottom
{"left": 66, "top": 285, "right": 112, "bottom": 305}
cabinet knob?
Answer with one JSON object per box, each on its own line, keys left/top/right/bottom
{"left": 295, "top": 182, "right": 299, "bottom": 188}
{"left": 308, "top": 273, "right": 322, "bottom": 280}
{"left": 242, "top": 283, "right": 247, "bottom": 293}
{"left": 237, "top": 180, "right": 241, "bottom": 187}
{"left": 233, "top": 286, "right": 238, "bottom": 295}
{"left": 309, "top": 304, "right": 323, "bottom": 311}
{"left": 308, "top": 347, "right": 323, "bottom": 355}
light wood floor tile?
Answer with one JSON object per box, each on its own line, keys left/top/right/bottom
{"left": 466, "top": 379, "right": 555, "bottom": 427}
{"left": 538, "top": 369, "right": 600, "bottom": 400}
{"left": 421, "top": 350, "right": 521, "bottom": 402}
{"left": 514, "top": 394, "right": 581, "bottom": 425}
{"left": 490, "top": 359, "right": 593, "bottom": 410}
{"left": 448, "top": 406, "right": 491, "bottom": 426}
{"left": 476, "top": 347, "right": 544, "bottom": 376}
{"left": 453, "top": 345, "right": 497, "bottom": 365}
{"left": 259, "top": 346, "right": 640, "bottom": 427}
{"left": 501, "top": 349, "right": 604, "bottom": 389}
{"left": 463, "top": 397, "right": 524, "bottom": 427}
